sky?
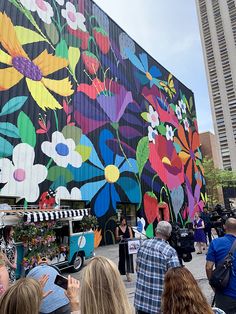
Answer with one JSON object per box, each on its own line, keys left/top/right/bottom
{"left": 93, "top": 0, "right": 214, "bottom": 133}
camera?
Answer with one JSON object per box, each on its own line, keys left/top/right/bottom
{"left": 169, "top": 223, "right": 195, "bottom": 264}
{"left": 209, "top": 204, "right": 236, "bottom": 237}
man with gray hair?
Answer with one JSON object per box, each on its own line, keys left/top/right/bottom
{"left": 134, "top": 221, "right": 180, "bottom": 314}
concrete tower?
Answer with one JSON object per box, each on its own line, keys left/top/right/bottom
{"left": 196, "top": 0, "right": 236, "bottom": 170}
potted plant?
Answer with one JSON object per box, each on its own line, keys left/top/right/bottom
{"left": 80, "top": 215, "right": 98, "bottom": 231}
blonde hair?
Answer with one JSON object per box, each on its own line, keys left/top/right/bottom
{"left": 0, "top": 277, "right": 42, "bottom": 314}
{"left": 162, "top": 267, "right": 213, "bottom": 314}
{"left": 80, "top": 256, "right": 133, "bottom": 314}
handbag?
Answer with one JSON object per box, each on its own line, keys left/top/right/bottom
{"left": 209, "top": 239, "right": 236, "bottom": 290}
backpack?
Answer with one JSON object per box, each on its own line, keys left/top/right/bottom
{"left": 209, "top": 239, "right": 236, "bottom": 290}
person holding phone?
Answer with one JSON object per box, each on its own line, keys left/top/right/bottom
{"left": 27, "top": 256, "right": 70, "bottom": 314}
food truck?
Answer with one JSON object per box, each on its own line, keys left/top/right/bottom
{"left": 0, "top": 206, "right": 95, "bottom": 277}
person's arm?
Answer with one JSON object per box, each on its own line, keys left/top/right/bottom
{"left": 128, "top": 227, "right": 133, "bottom": 239}
{"left": 206, "top": 240, "right": 216, "bottom": 285}
{"left": 3, "top": 253, "right": 15, "bottom": 269}
{"left": 199, "top": 220, "right": 205, "bottom": 229}
{"left": 206, "top": 261, "right": 214, "bottom": 280}
{"left": 115, "top": 227, "right": 122, "bottom": 241}
{"left": 0, "top": 267, "right": 9, "bottom": 292}
{"left": 13, "top": 246, "right": 17, "bottom": 269}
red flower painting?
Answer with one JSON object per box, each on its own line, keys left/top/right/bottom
{"left": 149, "top": 135, "right": 184, "bottom": 190}
{"left": 174, "top": 125, "right": 203, "bottom": 185}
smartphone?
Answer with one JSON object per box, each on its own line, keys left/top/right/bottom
{"left": 54, "top": 274, "right": 68, "bottom": 290}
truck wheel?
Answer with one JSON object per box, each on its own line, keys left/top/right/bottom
{"left": 71, "top": 252, "right": 84, "bottom": 272}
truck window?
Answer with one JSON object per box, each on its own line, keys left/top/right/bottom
{"left": 72, "top": 221, "right": 83, "bottom": 233}
{"left": 54, "top": 222, "right": 69, "bottom": 245}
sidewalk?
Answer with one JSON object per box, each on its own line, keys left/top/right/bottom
{"left": 71, "top": 244, "right": 214, "bottom": 305}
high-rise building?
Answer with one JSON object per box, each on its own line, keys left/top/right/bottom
{"left": 200, "top": 131, "right": 222, "bottom": 168}
{"left": 196, "top": 0, "right": 236, "bottom": 170}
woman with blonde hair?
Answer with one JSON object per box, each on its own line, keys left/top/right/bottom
{"left": 0, "top": 275, "right": 51, "bottom": 314}
{"left": 162, "top": 267, "right": 225, "bottom": 314}
{"left": 0, "top": 252, "right": 9, "bottom": 296}
{"left": 67, "top": 256, "right": 133, "bottom": 314}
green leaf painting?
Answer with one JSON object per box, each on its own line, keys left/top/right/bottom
{"left": 62, "top": 125, "right": 82, "bottom": 145}
{"left": 0, "top": 136, "right": 13, "bottom": 157}
{"left": 44, "top": 22, "right": 59, "bottom": 45}
{"left": 0, "top": 122, "right": 20, "bottom": 138}
{"left": 157, "top": 124, "right": 166, "bottom": 136}
{"left": 15, "top": 26, "right": 46, "bottom": 45}
{"left": 68, "top": 46, "right": 80, "bottom": 75}
{"left": 141, "top": 112, "right": 149, "bottom": 122}
{"left": 55, "top": 40, "right": 68, "bottom": 59}
{"left": 17, "top": 111, "right": 36, "bottom": 147}
{"left": 146, "top": 223, "right": 154, "bottom": 238}
{"left": 75, "top": 144, "right": 92, "bottom": 162}
{"left": 47, "top": 166, "right": 73, "bottom": 183}
{"left": 0, "top": 97, "right": 28, "bottom": 117}
{"left": 136, "top": 136, "right": 149, "bottom": 177}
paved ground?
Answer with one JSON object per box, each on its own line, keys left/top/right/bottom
{"left": 69, "top": 244, "right": 214, "bottom": 306}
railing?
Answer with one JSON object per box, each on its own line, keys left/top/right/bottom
{"left": 0, "top": 206, "right": 90, "bottom": 214}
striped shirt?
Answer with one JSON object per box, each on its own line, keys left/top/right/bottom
{"left": 134, "top": 238, "right": 180, "bottom": 314}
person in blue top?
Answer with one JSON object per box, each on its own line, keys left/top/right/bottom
{"left": 27, "top": 256, "right": 70, "bottom": 314}
{"left": 206, "top": 218, "right": 236, "bottom": 314}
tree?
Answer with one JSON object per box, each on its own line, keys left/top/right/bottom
{"left": 202, "top": 157, "right": 236, "bottom": 208}
{"left": 202, "top": 158, "right": 221, "bottom": 207}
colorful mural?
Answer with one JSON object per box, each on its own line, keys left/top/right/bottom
{"left": 0, "top": 0, "right": 205, "bottom": 243}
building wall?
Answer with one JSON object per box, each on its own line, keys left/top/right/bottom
{"left": 200, "top": 131, "right": 224, "bottom": 203}
{"left": 196, "top": 0, "right": 236, "bottom": 170}
{"left": 0, "top": 0, "right": 205, "bottom": 243}
{"left": 200, "top": 131, "right": 222, "bottom": 168}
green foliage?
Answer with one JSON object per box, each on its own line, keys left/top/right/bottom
{"left": 80, "top": 215, "right": 98, "bottom": 231}
{"left": 47, "top": 166, "right": 73, "bottom": 183}
{"left": 136, "top": 136, "right": 149, "bottom": 177}
{"left": 17, "top": 111, "right": 36, "bottom": 147}
{"left": 14, "top": 221, "right": 59, "bottom": 270}
{"left": 203, "top": 157, "right": 236, "bottom": 207}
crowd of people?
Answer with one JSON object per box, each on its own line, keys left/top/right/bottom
{"left": 0, "top": 215, "right": 235, "bottom": 313}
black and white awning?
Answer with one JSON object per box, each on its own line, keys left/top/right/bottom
{"left": 23, "top": 209, "right": 89, "bottom": 223}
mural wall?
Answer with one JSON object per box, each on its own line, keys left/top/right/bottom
{"left": 0, "top": 0, "right": 205, "bottom": 243}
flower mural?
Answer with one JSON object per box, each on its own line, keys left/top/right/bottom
{"left": 42, "top": 131, "right": 82, "bottom": 168}
{"left": 55, "top": 186, "right": 81, "bottom": 204}
{"left": 185, "top": 176, "right": 204, "bottom": 220}
{"left": 74, "top": 78, "right": 133, "bottom": 133}
{"left": 19, "top": 0, "right": 54, "bottom": 24}
{"left": 147, "top": 105, "right": 159, "bottom": 128}
{"left": 149, "top": 135, "right": 184, "bottom": 190}
{"left": 0, "top": 143, "right": 47, "bottom": 202}
{"left": 0, "top": 0, "right": 205, "bottom": 245}
{"left": 68, "top": 129, "right": 140, "bottom": 217}
{"left": 148, "top": 126, "right": 158, "bottom": 144}
{"left": 0, "top": 13, "right": 73, "bottom": 111}
{"left": 174, "top": 125, "right": 204, "bottom": 185}
{"left": 126, "top": 50, "right": 162, "bottom": 87}
{"left": 62, "top": 2, "right": 86, "bottom": 31}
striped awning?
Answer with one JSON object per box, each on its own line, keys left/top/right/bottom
{"left": 23, "top": 209, "right": 89, "bottom": 223}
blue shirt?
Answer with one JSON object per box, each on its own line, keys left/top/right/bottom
{"left": 134, "top": 238, "right": 180, "bottom": 314}
{"left": 206, "top": 234, "right": 236, "bottom": 299}
{"left": 27, "top": 264, "right": 69, "bottom": 313}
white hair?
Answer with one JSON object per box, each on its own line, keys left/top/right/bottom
{"left": 155, "top": 221, "right": 172, "bottom": 237}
